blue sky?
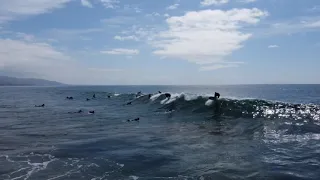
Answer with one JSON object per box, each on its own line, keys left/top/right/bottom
{"left": 0, "top": 0, "right": 320, "bottom": 85}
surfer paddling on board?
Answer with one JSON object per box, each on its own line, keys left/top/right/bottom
{"left": 35, "top": 104, "right": 45, "bottom": 107}
{"left": 209, "top": 92, "right": 221, "bottom": 113}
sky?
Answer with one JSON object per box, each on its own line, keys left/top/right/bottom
{"left": 0, "top": 0, "right": 320, "bottom": 85}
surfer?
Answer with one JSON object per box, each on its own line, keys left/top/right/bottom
{"left": 209, "top": 92, "right": 221, "bottom": 113}
{"left": 148, "top": 94, "right": 152, "bottom": 98}
{"left": 209, "top": 92, "right": 220, "bottom": 101}
{"left": 127, "top": 118, "right": 140, "bottom": 122}
{"left": 68, "top": 110, "right": 83, "bottom": 114}
{"left": 165, "top": 93, "right": 171, "bottom": 98}
{"left": 89, "top": 110, "right": 95, "bottom": 114}
{"left": 86, "top": 98, "right": 90, "bottom": 101}
{"left": 158, "top": 91, "right": 162, "bottom": 94}
{"left": 126, "top": 102, "right": 132, "bottom": 105}
{"left": 35, "top": 104, "right": 45, "bottom": 107}
{"left": 93, "top": 94, "right": 96, "bottom": 98}
{"left": 136, "top": 91, "right": 142, "bottom": 97}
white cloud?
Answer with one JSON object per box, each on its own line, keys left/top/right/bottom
{"left": 114, "top": 35, "right": 139, "bottom": 41}
{"left": 81, "top": 0, "right": 93, "bottom": 8}
{"left": 44, "top": 28, "right": 103, "bottom": 42}
{"left": 307, "top": 6, "right": 320, "bottom": 13}
{"left": 200, "top": 0, "right": 255, "bottom": 6}
{"left": 200, "top": 0, "right": 229, "bottom": 6}
{"left": 101, "top": 16, "right": 136, "bottom": 25}
{"left": 146, "top": 12, "right": 161, "bottom": 17}
{"left": 166, "top": 4, "right": 179, "bottom": 10}
{"left": 305, "top": 20, "right": 320, "bottom": 28}
{"left": 238, "top": 0, "right": 256, "bottom": 3}
{"left": 123, "top": 5, "right": 142, "bottom": 13}
{"left": 16, "top": 32, "right": 35, "bottom": 41}
{"left": 0, "top": 0, "right": 71, "bottom": 23}
{"left": 99, "top": 0, "right": 120, "bottom": 9}
{"left": 101, "top": 48, "right": 140, "bottom": 55}
{"left": 152, "top": 8, "right": 268, "bottom": 67}
{"left": 268, "top": 45, "right": 279, "bottom": 48}
{"left": 0, "top": 36, "right": 130, "bottom": 84}
{"left": 134, "top": 7, "right": 142, "bottom": 13}
{"left": 79, "top": 0, "right": 120, "bottom": 9}
{"left": 199, "top": 64, "right": 238, "bottom": 71}
{"left": 49, "top": 28, "right": 103, "bottom": 35}
{"left": 261, "top": 17, "right": 320, "bottom": 37}
{"left": 122, "top": 25, "right": 159, "bottom": 43}
{"left": 0, "top": 38, "right": 71, "bottom": 80}
{"left": 164, "top": 14, "right": 170, "bottom": 17}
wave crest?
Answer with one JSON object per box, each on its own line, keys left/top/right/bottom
{"left": 138, "top": 93, "right": 320, "bottom": 121}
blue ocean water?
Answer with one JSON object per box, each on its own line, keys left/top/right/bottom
{"left": 0, "top": 85, "right": 320, "bottom": 180}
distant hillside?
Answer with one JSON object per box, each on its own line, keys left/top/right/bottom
{"left": 0, "top": 76, "right": 64, "bottom": 86}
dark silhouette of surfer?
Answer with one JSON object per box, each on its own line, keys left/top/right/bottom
{"left": 68, "top": 110, "right": 83, "bottom": 114}
{"left": 127, "top": 118, "right": 140, "bottom": 122}
{"left": 93, "top": 94, "right": 96, "bottom": 98}
{"left": 35, "top": 104, "right": 45, "bottom": 107}
{"left": 136, "top": 91, "right": 142, "bottom": 97}
{"left": 86, "top": 98, "right": 90, "bottom": 101}
{"left": 89, "top": 110, "right": 95, "bottom": 114}
{"left": 209, "top": 92, "right": 221, "bottom": 114}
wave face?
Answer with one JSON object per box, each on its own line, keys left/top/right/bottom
{"left": 129, "top": 93, "right": 320, "bottom": 121}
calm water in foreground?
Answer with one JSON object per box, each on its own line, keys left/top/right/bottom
{"left": 0, "top": 85, "right": 320, "bottom": 180}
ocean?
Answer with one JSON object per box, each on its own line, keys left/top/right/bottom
{"left": 0, "top": 85, "right": 320, "bottom": 180}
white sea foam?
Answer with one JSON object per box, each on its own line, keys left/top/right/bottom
{"left": 183, "top": 94, "right": 199, "bottom": 101}
{"left": 116, "top": 163, "right": 124, "bottom": 167}
{"left": 1, "top": 154, "right": 127, "bottom": 180}
{"left": 129, "top": 175, "right": 139, "bottom": 180}
{"left": 150, "top": 93, "right": 162, "bottom": 101}
{"left": 205, "top": 99, "right": 213, "bottom": 106}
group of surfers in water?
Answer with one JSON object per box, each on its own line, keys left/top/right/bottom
{"left": 35, "top": 91, "right": 222, "bottom": 119}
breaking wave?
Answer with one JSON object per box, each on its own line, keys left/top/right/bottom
{"left": 126, "top": 92, "right": 320, "bottom": 121}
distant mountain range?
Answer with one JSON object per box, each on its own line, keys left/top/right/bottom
{"left": 0, "top": 76, "right": 64, "bottom": 86}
